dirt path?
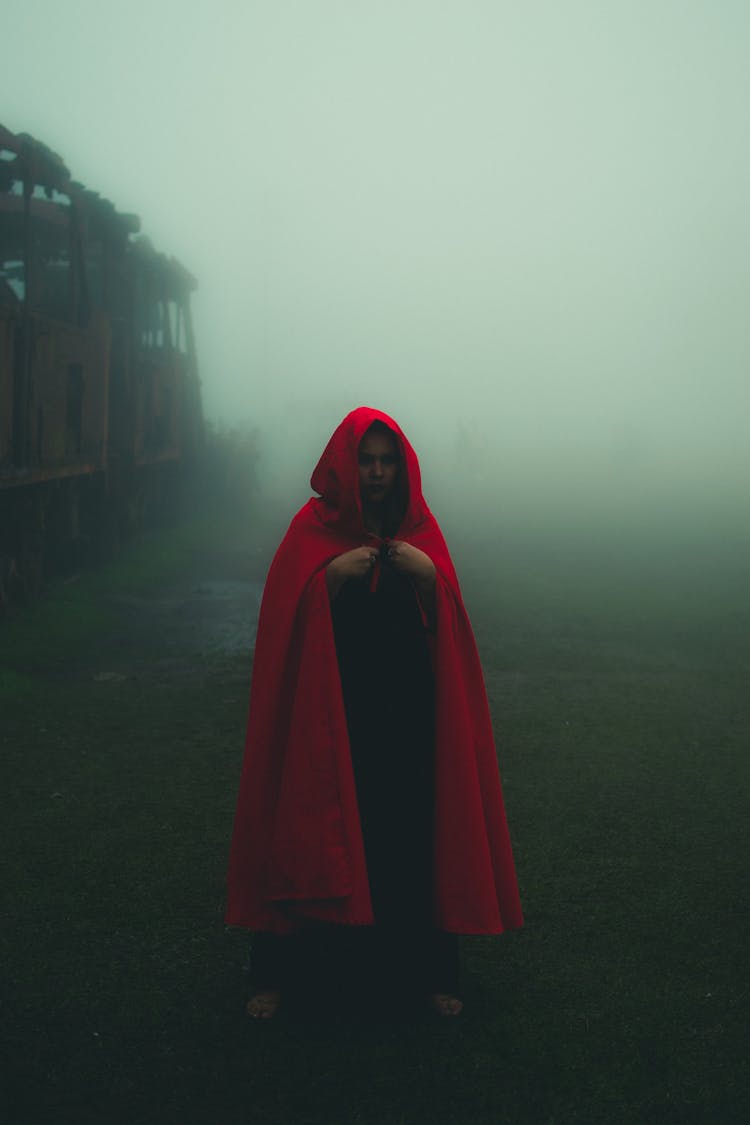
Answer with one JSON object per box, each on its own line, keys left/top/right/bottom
{"left": 100, "top": 572, "right": 264, "bottom": 684}
{"left": 2, "top": 517, "right": 275, "bottom": 688}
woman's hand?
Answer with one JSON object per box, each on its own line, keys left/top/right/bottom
{"left": 385, "top": 541, "right": 436, "bottom": 586}
{"left": 325, "top": 542, "right": 437, "bottom": 602}
{"left": 329, "top": 545, "right": 379, "bottom": 580}
{"left": 326, "top": 545, "right": 378, "bottom": 599}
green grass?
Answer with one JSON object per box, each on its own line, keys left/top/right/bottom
{"left": 1, "top": 511, "right": 747, "bottom": 1124}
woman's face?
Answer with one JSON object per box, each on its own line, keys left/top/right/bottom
{"left": 358, "top": 429, "right": 399, "bottom": 508}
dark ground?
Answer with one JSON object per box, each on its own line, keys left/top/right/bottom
{"left": 1, "top": 507, "right": 748, "bottom": 1124}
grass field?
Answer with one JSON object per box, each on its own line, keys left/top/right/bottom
{"left": 1, "top": 508, "right": 747, "bottom": 1124}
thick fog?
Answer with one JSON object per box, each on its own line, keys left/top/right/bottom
{"left": 3, "top": 0, "right": 749, "bottom": 545}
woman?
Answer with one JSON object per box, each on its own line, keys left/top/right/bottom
{"left": 226, "top": 406, "right": 523, "bottom": 1018}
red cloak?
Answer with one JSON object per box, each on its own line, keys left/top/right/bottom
{"left": 226, "top": 406, "right": 523, "bottom": 935}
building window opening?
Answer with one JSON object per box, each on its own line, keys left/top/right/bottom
{"left": 65, "top": 364, "right": 84, "bottom": 456}
{"left": 0, "top": 198, "right": 26, "bottom": 304}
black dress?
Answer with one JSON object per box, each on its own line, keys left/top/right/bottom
{"left": 251, "top": 563, "right": 459, "bottom": 1000}
{"left": 331, "top": 563, "right": 436, "bottom": 930}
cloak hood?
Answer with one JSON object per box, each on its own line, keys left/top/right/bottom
{"left": 310, "top": 406, "right": 427, "bottom": 537}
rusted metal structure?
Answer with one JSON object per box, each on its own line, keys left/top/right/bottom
{"left": 0, "top": 124, "right": 202, "bottom": 604}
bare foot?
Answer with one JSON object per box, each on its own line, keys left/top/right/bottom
{"left": 246, "top": 990, "right": 281, "bottom": 1019}
{"left": 431, "top": 993, "right": 463, "bottom": 1017}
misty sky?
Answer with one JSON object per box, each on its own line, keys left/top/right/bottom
{"left": 3, "top": 0, "right": 749, "bottom": 522}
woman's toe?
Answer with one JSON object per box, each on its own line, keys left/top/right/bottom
{"left": 431, "top": 993, "right": 463, "bottom": 1016}
{"left": 246, "top": 991, "right": 281, "bottom": 1019}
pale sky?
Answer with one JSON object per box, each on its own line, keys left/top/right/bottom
{"left": 3, "top": 0, "right": 749, "bottom": 524}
